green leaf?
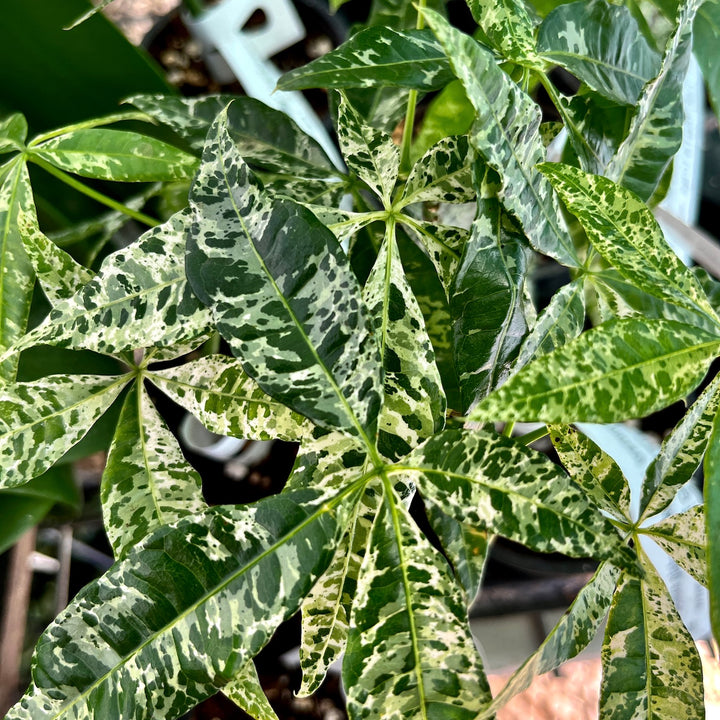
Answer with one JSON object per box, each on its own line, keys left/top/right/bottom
{"left": 64, "top": 0, "right": 119, "bottom": 30}
{"left": 516, "top": 278, "right": 585, "bottom": 368}
{"left": 399, "top": 135, "right": 474, "bottom": 206}
{"left": 6, "top": 490, "right": 339, "bottom": 720}
{"left": 299, "top": 488, "right": 380, "bottom": 696}
{"left": 537, "top": 0, "right": 661, "bottom": 105}
{"left": 101, "top": 382, "right": 206, "bottom": 559}
{"left": 406, "top": 429, "right": 634, "bottom": 566}
{"left": 186, "top": 105, "right": 382, "bottom": 442}
{"left": 9, "top": 210, "right": 212, "bottom": 358}
{"left": 707, "top": 406, "right": 720, "bottom": 641}
{"left": 605, "top": 0, "right": 700, "bottom": 201}
{"left": 600, "top": 557, "right": 704, "bottom": 720}
{"left": 31, "top": 129, "right": 199, "bottom": 182}
{"left": 451, "top": 198, "right": 531, "bottom": 412}
{"left": 362, "top": 226, "right": 445, "bottom": 460}
{"left": 343, "top": 483, "right": 491, "bottom": 720}
{"left": 278, "top": 28, "right": 453, "bottom": 92}
{"left": 336, "top": 93, "right": 399, "bottom": 205}
{"left": 540, "top": 162, "right": 719, "bottom": 323}
{"left": 639, "top": 505, "right": 706, "bottom": 586}
{"left": 480, "top": 562, "right": 620, "bottom": 718}
{"left": 0, "top": 160, "right": 34, "bottom": 380}
{"left": 424, "top": 10, "right": 580, "bottom": 268}
{"left": 549, "top": 424, "right": 631, "bottom": 520}
{"left": 0, "top": 112, "right": 28, "bottom": 153}
{"left": 466, "top": 0, "right": 541, "bottom": 66}
{"left": 301, "top": 205, "right": 379, "bottom": 250}
{"left": 147, "top": 355, "right": 313, "bottom": 443}
{"left": 222, "top": 662, "right": 278, "bottom": 720}
{"left": 472, "top": 318, "right": 720, "bottom": 423}
{"left": 367, "top": 0, "right": 447, "bottom": 29}
{"left": 695, "top": 1, "right": 720, "bottom": 119}
{"left": 640, "top": 373, "right": 720, "bottom": 520}
{"left": 0, "top": 373, "right": 128, "bottom": 489}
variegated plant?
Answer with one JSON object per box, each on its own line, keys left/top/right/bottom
{"left": 2, "top": 0, "right": 720, "bottom": 718}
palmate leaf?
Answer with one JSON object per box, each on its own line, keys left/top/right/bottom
{"left": 423, "top": 9, "right": 580, "bottom": 268}
{"left": 605, "top": 0, "right": 700, "bottom": 201}
{"left": 639, "top": 505, "right": 706, "bottom": 586}
{"left": 336, "top": 93, "right": 399, "bottom": 205}
{"left": 451, "top": 198, "right": 531, "bottom": 412}
{"left": 101, "top": 382, "right": 206, "bottom": 559}
{"left": 362, "top": 226, "right": 445, "bottom": 460}
{"left": 600, "top": 554, "right": 704, "bottom": 720}
{"left": 537, "top": 0, "right": 661, "bottom": 105}
{"left": 343, "top": 483, "right": 491, "bottom": 720}
{"left": 640, "top": 373, "right": 720, "bottom": 521}
{"left": 7, "top": 490, "right": 339, "bottom": 720}
{"left": 480, "top": 562, "right": 620, "bottom": 718}
{"left": 540, "top": 162, "right": 719, "bottom": 324}
{"left": 31, "top": 129, "right": 198, "bottom": 182}
{"left": 147, "top": 355, "right": 313, "bottom": 443}
{"left": 5, "top": 210, "right": 212, "bottom": 359}
{"left": 405, "top": 429, "right": 634, "bottom": 566}
{"left": 0, "top": 373, "right": 128, "bottom": 489}
{"left": 0, "top": 159, "right": 34, "bottom": 380}
{"left": 277, "top": 28, "right": 453, "bottom": 92}
{"left": 187, "top": 105, "right": 382, "bottom": 441}
{"left": 515, "top": 278, "right": 586, "bottom": 368}
{"left": 549, "top": 424, "right": 631, "bottom": 521}
{"left": 471, "top": 318, "right": 720, "bottom": 423}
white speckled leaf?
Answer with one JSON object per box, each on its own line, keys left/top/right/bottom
{"left": 600, "top": 553, "right": 704, "bottom": 720}
{"left": 0, "top": 373, "right": 128, "bottom": 489}
{"left": 549, "top": 424, "right": 631, "bottom": 521}
{"left": 605, "top": 0, "right": 700, "bottom": 201}
{"left": 336, "top": 93, "right": 399, "bottom": 205}
{"left": 540, "top": 162, "right": 719, "bottom": 323}
{"left": 343, "top": 483, "right": 491, "bottom": 720}
{"left": 101, "top": 382, "right": 206, "bottom": 558}
{"left": 222, "top": 661, "right": 278, "bottom": 720}
{"left": 480, "top": 562, "right": 620, "bottom": 718}
{"left": 32, "top": 129, "right": 199, "bottom": 182}
{"left": 424, "top": 10, "right": 579, "bottom": 268}
{"left": 471, "top": 318, "right": 720, "bottom": 423}
{"left": 7, "top": 210, "right": 212, "bottom": 358}
{"left": 406, "top": 429, "right": 634, "bottom": 567}
{"left": 640, "top": 373, "right": 720, "bottom": 521}
{"left": 147, "top": 355, "right": 313, "bottom": 443}
{"left": 6, "top": 490, "right": 339, "bottom": 720}
{"left": 301, "top": 205, "right": 378, "bottom": 249}
{"left": 0, "top": 113, "right": 27, "bottom": 153}
{"left": 362, "top": 227, "right": 445, "bottom": 460}
{"left": 186, "top": 105, "right": 382, "bottom": 441}
{"left": 537, "top": 0, "right": 661, "bottom": 105}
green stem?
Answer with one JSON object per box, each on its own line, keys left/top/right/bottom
{"left": 519, "top": 425, "right": 549, "bottom": 445}
{"left": 28, "top": 155, "right": 160, "bottom": 227}
{"left": 502, "top": 421, "right": 515, "bottom": 437}
{"left": 181, "top": 0, "right": 204, "bottom": 17}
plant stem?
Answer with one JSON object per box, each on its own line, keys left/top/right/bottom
{"left": 519, "top": 425, "right": 550, "bottom": 445}
{"left": 502, "top": 421, "right": 515, "bottom": 437}
{"left": 29, "top": 156, "right": 160, "bottom": 227}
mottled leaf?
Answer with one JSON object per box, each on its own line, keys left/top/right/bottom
{"left": 343, "top": 483, "right": 491, "bottom": 720}
{"left": 0, "top": 373, "right": 128, "bottom": 489}
{"left": 706, "top": 407, "right": 720, "bottom": 641}
{"left": 640, "top": 373, "right": 720, "bottom": 520}
{"left": 400, "top": 135, "right": 474, "bottom": 206}
{"left": 639, "top": 505, "right": 706, "bottom": 586}
{"left": 540, "top": 162, "right": 719, "bottom": 323}
{"left": 7, "top": 210, "right": 211, "bottom": 358}
{"left": 303, "top": 206, "right": 379, "bottom": 249}
{"left": 367, "top": 0, "right": 446, "bottom": 29}
{"left": 147, "top": 355, "right": 313, "bottom": 443}
{"left": 516, "top": 278, "right": 585, "bottom": 368}
{"left": 605, "top": 0, "right": 700, "bottom": 201}
{"left": 101, "top": 382, "right": 206, "bottom": 558}
{"left": 278, "top": 28, "right": 453, "bottom": 92}
{"left": 600, "top": 557, "right": 704, "bottom": 720}
{"left": 424, "top": 10, "right": 579, "bottom": 267}
{"left": 32, "top": 129, "right": 198, "bottom": 182}
{"left": 223, "top": 662, "right": 278, "bottom": 720}
{"left": 695, "top": 0, "right": 720, "bottom": 119}
{"left": 480, "top": 562, "right": 620, "bottom": 718}
{"left": 451, "top": 198, "right": 531, "bottom": 412}
{"left": 549, "top": 424, "right": 631, "bottom": 520}
{"left": 537, "top": 0, "right": 661, "bottom": 105}
{"left": 7, "top": 491, "right": 339, "bottom": 720}
{"left": 186, "top": 105, "right": 382, "bottom": 441}
{"left": 472, "top": 318, "right": 720, "bottom": 423}
{"left": 0, "top": 113, "right": 27, "bottom": 153}
{"left": 336, "top": 93, "right": 399, "bottom": 205}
